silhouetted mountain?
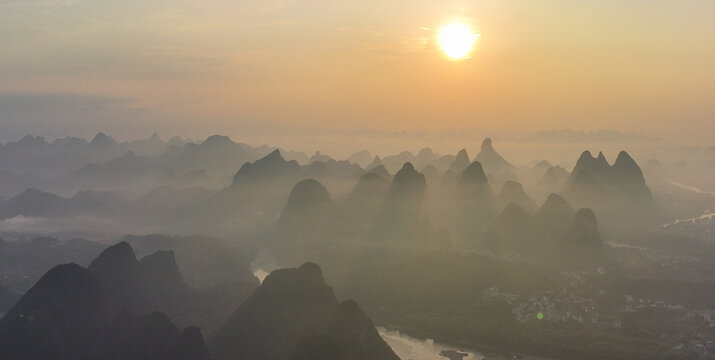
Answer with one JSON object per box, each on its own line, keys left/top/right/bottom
{"left": 87, "top": 241, "right": 155, "bottom": 314}
{"left": 420, "top": 164, "right": 440, "bottom": 185}
{"left": 274, "top": 179, "right": 336, "bottom": 263}
{"left": 561, "top": 208, "right": 601, "bottom": 248}
{"left": 1, "top": 188, "right": 67, "bottom": 219}
{"left": 533, "top": 193, "right": 575, "bottom": 241}
{"left": 87, "top": 240, "right": 254, "bottom": 334}
{"left": 123, "top": 234, "right": 258, "bottom": 289}
{"left": 0, "top": 250, "right": 215, "bottom": 359}
{"left": 310, "top": 151, "right": 332, "bottom": 163}
{"left": 453, "top": 161, "right": 494, "bottom": 245}
{"left": 366, "top": 156, "right": 383, "bottom": 171}
{"left": 372, "top": 163, "right": 428, "bottom": 244}
{"left": 210, "top": 262, "right": 339, "bottom": 360}
{"left": 369, "top": 164, "right": 390, "bottom": 180}
{"left": 0, "top": 187, "right": 130, "bottom": 220}
{"left": 416, "top": 147, "right": 438, "bottom": 165}
{"left": 163, "top": 135, "right": 252, "bottom": 178}
{"left": 209, "top": 263, "right": 397, "bottom": 360}
{"left": 0, "top": 264, "right": 107, "bottom": 360}
{"left": 127, "top": 133, "right": 168, "bottom": 158}
{"left": 233, "top": 149, "right": 300, "bottom": 184}
{"left": 382, "top": 151, "right": 417, "bottom": 173}
{"left": 475, "top": 138, "right": 515, "bottom": 175}
{"left": 460, "top": 161, "right": 489, "bottom": 184}
{"left": 533, "top": 160, "right": 553, "bottom": 172}
{"left": 347, "top": 150, "right": 373, "bottom": 168}
{"left": 488, "top": 203, "right": 533, "bottom": 255}
{"left": 496, "top": 180, "right": 538, "bottom": 213}
{"left": 432, "top": 154, "right": 456, "bottom": 171}
{"left": 332, "top": 172, "right": 389, "bottom": 241}
{"left": 562, "top": 150, "right": 658, "bottom": 227}
{"left": 90, "top": 132, "right": 117, "bottom": 147}
{"left": 450, "top": 148, "right": 470, "bottom": 173}
{"left": 612, "top": 151, "right": 653, "bottom": 200}
{"left": 533, "top": 165, "right": 570, "bottom": 201}
{"left": 139, "top": 250, "right": 192, "bottom": 302}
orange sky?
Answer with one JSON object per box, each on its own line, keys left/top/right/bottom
{"left": 1, "top": 0, "right": 713, "bottom": 147}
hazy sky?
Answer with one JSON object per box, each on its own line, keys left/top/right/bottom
{"left": 1, "top": 0, "right": 714, "bottom": 147}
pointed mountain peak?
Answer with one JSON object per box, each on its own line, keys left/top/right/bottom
{"left": 392, "top": 162, "right": 425, "bottom": 185}
{"left": 456, "top": 148, "right": 469, "bottom": 162}
{"left": 562, "top": 208, "right": 601, "bottom": 246}
{"left": 576, "top": 150, "right": 595, "bottom": 163}
{"left": 233, "top": 149, "right": 299, "bottom": 184}
{"left": 450, "top": 149, "right": 471, "bottom": 173}
{"left": 90, "top": 132, "right": 116, "bottom": 146}
{"left": 537, "top": 193, "right": 575, "bottom": 219}
{"left": 367, "top": 155, "right": 383, "bottom": 170}
{"left": 476, "top": 138, "right": 515, "bottom": 173}
{"left": 576, "top": 150, "right": 595, "bottom": 164}
{"left": 460, "top": 161, "right": 488, "bottom": 184}
{"left": 614, "top": 151, "right": 638, "bottom": 169}
{"left": 596, "top": 151, "right": 609, "bottom": 165}
{"left": 534, "top": 160, "right": 553, "bottom": 170}
{"left": 369, "top": 164, "right": 390, "bottom": 179}
{"left": 88, "top": 241, "right": 138, "bottom": 272}
{"left": 481, "top": 138, "right": 493, "bottom": 150}
{"left": 265, "top": 149, "right": 284, "bottom": 160}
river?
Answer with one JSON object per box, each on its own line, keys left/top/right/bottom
{"left": 378, "top": 327, "right": 484, "bottom": 359}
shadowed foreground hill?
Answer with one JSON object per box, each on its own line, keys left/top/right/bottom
{"left": 0, "top": 263, "right": 211, "bottom": 360}
{"left": 209, "top": 262, "right": 399, "bottom": 360}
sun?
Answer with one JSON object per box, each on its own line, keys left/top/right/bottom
{"left": 438, "top": 23, "right": 478, "bottom": 60}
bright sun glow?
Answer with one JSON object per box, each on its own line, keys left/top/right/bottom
{"left": 438, "top": 23, "right": 478, "bottom": 60}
